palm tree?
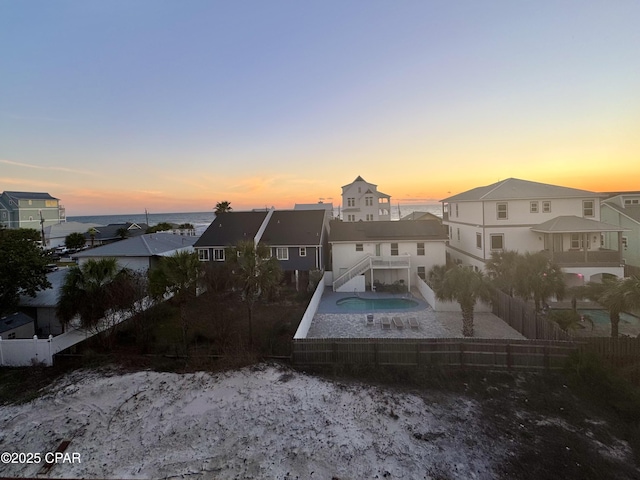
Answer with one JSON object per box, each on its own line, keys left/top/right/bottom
{"left": 87, "top": 227, "right": 98, "bottom": 248}
{"left": 214, "top": 201, "right": 232, "bottom": 215}
{"left": 115, "top": 227, "right": 129, "bottom": 240}
{"left": 514, "top": 252, "right": 565, "bottom": 311}
{"left": 485, "top": 250, "right": 520, "bottom": 297}
{"left": 57, "top": 258, "right": 134, "bottom": 330}
{"left": 433, "top": 265, "right": 493, "bottom": 337}
{"left": 227, "top": 241, "right": 282, "bottom": 348}
{"left": 574, "top": 276, "right": 640, "bottom": 337}
{"left": 149, "top": 251, "right": 202, "bottom": 351}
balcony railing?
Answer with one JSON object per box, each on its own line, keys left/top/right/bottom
{"left": 541, "top": 249, "right": 621, "bottom": 266}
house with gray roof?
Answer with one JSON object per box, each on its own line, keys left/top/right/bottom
{"left": 19, "top": 268, "right": 69, "bottom": 336}
{"left": 74, "top": 232, "right": 198, "bottom": 272}
{"left": 601, "top": 192, "right": 640, "bottom": 274}
{"left": 441, "top": 178, "right": 626, "bottom": 285}
{"left": 84, "top": 222, "right": 149, "bottom": 246}
{"left": 195, "top": 209, "right": 329, "bottom": 286}
{"left": 330, "top": 219, "right": 448, "bottom": 292}
{"left": 0, "top": 312, "right": 35, "bottom": 339}
{"left": 0, "top": 191, "right": 65, "bottom": 230}
{"left": 341, "top": 176, "right": 391, "bottom": 222}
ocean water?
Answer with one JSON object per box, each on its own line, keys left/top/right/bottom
{"left": 68, "top": 204, "right": 442, "bottom": 236}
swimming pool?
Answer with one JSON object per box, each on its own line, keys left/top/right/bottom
{"left": 335, "top": 296, "right": 419, "bottom": 311}
{"left": 578, "top": 309, "right": 640, "bottom": 327}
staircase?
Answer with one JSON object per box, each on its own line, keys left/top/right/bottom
{"left": 332, "top": 255, "right": 373, "bottom": 291}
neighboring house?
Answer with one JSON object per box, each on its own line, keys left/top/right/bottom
{"left": 0, "top": 191, "right": 65, "bottom": 230}
{"left": 295, "top": 202, "right": 334, "bottom": 220}
{"left": 329, "top": 219, "right": 448, "bottom": 292}
{"left": 44, "top": 221, "right": 102, "bottom": 248}
{"left": 73, "top": 232, "right": 198, "bottom": 272}
{"left": 19, "top": 269, "right": 69, "bottom": 337}
{"left": 84, "top": 222, "right": 149, "bottom": 246}
{"left": 341, "top": 176, "right": 391, "bottom": 222}
{"left": 441, "top": 178, "right": 626, "bottom": 285}
{"left": 400, "top": 211, "right": 441, "bottom": 222}
{"left": 601, "top": 192, "right": 640, "bottom": 273}
{"left": 195, "top": 208, "right": 329, "bottom": 284}
{"left": 0, "top": 312, "right": 35, "bottom": 339}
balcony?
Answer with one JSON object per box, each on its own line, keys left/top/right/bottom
{"left": 541, "top": 249, "right": 621, "bottom": 267}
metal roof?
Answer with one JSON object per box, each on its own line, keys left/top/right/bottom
{"left": 441, "top": 178, "right": 605, "bottom": 202}
{"left": 530, "top": 216, "right": 628, "bottom": 233}
{"left": 74, "top": 232, "right": 198, "bottom": 258}
{"left": 3, "top": 191, "right": 58, "bottom": 201}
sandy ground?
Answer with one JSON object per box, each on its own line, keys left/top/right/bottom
{"left": 0, "top": 364, "right": 638, "bottom": 479}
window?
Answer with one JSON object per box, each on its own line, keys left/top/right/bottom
{"left": 455, "top": 203, "right": 459, "bottom": 217}
{"left": 347, "top": 198, "right": 355, "bottom": 207}
{"left": 213, "top": 248, "right": 225, "bottom": 261}
{"left": 457, "top": 228, "right": 460, "bottom": 242}
{"left": 198, "top": 249, "right": 210, "bottom": 261}
{"left": 542, "top": 201, "right": 551, "bottom": 213}
{"left": 365, "top": 196, "right": 373, "bottom": 206}
{"left": 366, "top": 214, "right": 373, "bottom": 221}
{"left": 449, "top": 226, "right": 452, "bottom": 238}
{"left": 347, "top": 214, "right": 355, "bottom": 222}
{"left": 417, "top": 266, "right": 426, "bottom": 280}
{"left": 276, "top": 247, "right": 288, "bottom": 260}
{"left": 622, "top": 236, "right": 628, "bottom": 249}
{"left": 355, "top": 243, "right": 363, "bottom": 252}
{"left": 299, "top": 247, "right": 306, "bottom": 257}
{"left": 490, "top": 234, "right": 504, "bottom": 250}
{"left": 476, "top": 233, "right": 482, "bottom": 249}
{"left": 8, "top": 332, "right": 16, "bottom": 339}
{"left": 375, "top": 244, "right": 381, "bottom": 256}
{"left": 417, "top": 242, "right": 425, "bottom": 255}
{"left": 583, "top": 200, "right": 594, "bottom": 217}
{"left": 29, "top": 216, "right": 33, "bottom": 221}
{"left": 391, "top": 243, "right": 399, "bottom": 256}
{"left": 571, "top": 234, "right": 581, "bottom": 249}
{"left": 624, "top": 199, "right": 639, "bottom": 205}
{"left": 496, "top": 203, "right": 508, "bottom": 220}
{"left": 530, "top": 201, "right": 539, "bottom": 213}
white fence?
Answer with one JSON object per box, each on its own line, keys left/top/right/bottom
{"left": 416, "top": 277, "right": 491, "bottom": 313}
{"left": 293, "top": 272, "right": 328, "bottom": 339}
{"left": 0, "top": 297, "right": 157, "bottom": 367}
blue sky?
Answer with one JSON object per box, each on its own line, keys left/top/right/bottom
{"left": 1, "top": 1, "right": 639, "bottom": 214}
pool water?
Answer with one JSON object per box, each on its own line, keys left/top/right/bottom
{"left": 578, "top": 309, "right": 640, "bottom": 327}
{"left": 336, "top": 296, "right": 419, "bottom": 311}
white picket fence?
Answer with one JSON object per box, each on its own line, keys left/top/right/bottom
{"left": 0, "top": 297, "right": 158, "bottom": 367}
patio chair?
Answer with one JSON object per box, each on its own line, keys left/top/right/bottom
{"left": 392, "top": 317, "right": 404, "bottom": 329}
{"left": 366, "top": 313, "right": 374, "bottom": 325}
{"left": 381, "top": 317, "right": 391, "bottom": 329}
{"left": 408, "top": 317, "right": 419, "bottom": 330}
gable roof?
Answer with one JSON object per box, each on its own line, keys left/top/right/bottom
{"left": 530, "top": 216, "right": 628, "bottom": 233}
{"left": 19, "top": 268, "right": 70, "bottom": 308}
{"left": 86, "top": 222, "right": 149, "bottom": 241}
{"left": 195, "top": 211, "right": 268, "bottom": 248}
{"left": 74, "top": 232, "right": 198, "bottom": 258}
{"left": 260, "top": 210, "right": 326, "bottom": 246}
{"left": 400, "top": 211, "right": 441, "bottom": 222}
{"left": 329, "top": 219, "right": 447, "bottom": 242}
{"left": 342, "top": 175, "right": 376, "bottom": 188}
{"left": 602, "top": 202, "right": 640, "bottom": 224}
{"left": 441, "top": 178, "right": 604, "bottom": 202}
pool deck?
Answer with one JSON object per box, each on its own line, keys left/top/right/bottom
{"left": 306, "top": 288, "right": 526, "bottom": 340}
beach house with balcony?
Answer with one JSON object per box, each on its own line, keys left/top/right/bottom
{"left": 330, "top": 219, "right": 448, "bottom": 292}
{"left": 441, "top": 178, "right": 626, "bottom": 284}
{"left": 0, "top": 191, "right": 65, "bottom": 231}
{"left": 341, "top": 176, "right": 391, "bottom": 222}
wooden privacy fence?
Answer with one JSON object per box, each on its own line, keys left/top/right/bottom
{"left": 292, "top": 338, "right": 578, "bottom": 371}
{"left": 579, "top": 337, "right": 640, "bottom": 367}
{"left": 492, "top": 290, "right": 571, "bottom": 341}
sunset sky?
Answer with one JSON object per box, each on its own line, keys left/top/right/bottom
{"left": 1, "top": 1, "right": 639, "bottom": 215}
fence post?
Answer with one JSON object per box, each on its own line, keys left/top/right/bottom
{"left": 48, "top": 335, "right": 53, "bottom": 367}
{"left": 33, "top": 335, "right": 39, "bottom": 363}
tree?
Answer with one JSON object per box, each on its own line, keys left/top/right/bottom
{"left": 148, "top": 251, "right": 202, "bottom": 351}
{"left": 87, "top": 227, "right": 98, "bottom": 248}
{"left": 513, "top": 252, "right": 565, "bottom": 311}
{"left": 573, "top": 276, "right": 640, "bottom": 338}
{"left": 146, "top": 222, "right": 174, "bottom": 234}
{"left": 432, "top": 265, "right": 493, "bottom": 337}
{"left": 115, "top": 227, "right": 129, "bottom": 239}
{"left": 65, "top": 232, "right": 86, "bottom": 250}
{"left": 0, "top": 228, "right": 51, "bottom": 316}
{"left": 485, "top": 250, "right": 520, "bottom": 297}
{"left": 56, "top": 259, "right": 137, "bottom": 343}
{"left": 227, "top": 241, "right": 282, "bottom": 347}
{"left": 178, "top": 223, "right": 194, "bottom": 230}
{"left": 214, "top": 201, "right": 232, "bottom": 215}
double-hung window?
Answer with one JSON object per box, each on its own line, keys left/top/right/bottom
{"left": 530, "top": 201, "right": 539, "bottom": 213}
{"left": 542, "top": 201, "right": 551, "bottom": 213}
{"left": 476, "top": 233, "right": 482, "bottom": 249}
{"left": 299, "top": 247, "right": 306, "bottom": 257}
{"left": 198, "top": 249, "right": 210, "bottom": 261}
{"left": 213, "top": 248, "right": 225, "bottom": 261}
{"left": 496, "top": 203, "right": 508, "bottom": 220}
{"left": 417, "top": 242, "right": 425, "bottom": 255}
{"left": 583, "top": 200, "right": 594, "bottom": 217}
{"left": 355, "top": 243, "right": 363, "bottom": 252}
{"left": 390, "top": 243, "right": 399, "bottom": 256}
{"left": 490, "top": 234, "right": 504, "bottom": 251}
{"left": 276, "top": 247, "right": 289, "bottom": 260}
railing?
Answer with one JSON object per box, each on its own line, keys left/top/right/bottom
{"left": 332, "top": 255, "right": 373, "bottom": 291}
{"left": 540, "top": 249, "right": 621, "bottom": 266}
{"left": 371, "top": 255, "right": 411, "bottom": 268}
